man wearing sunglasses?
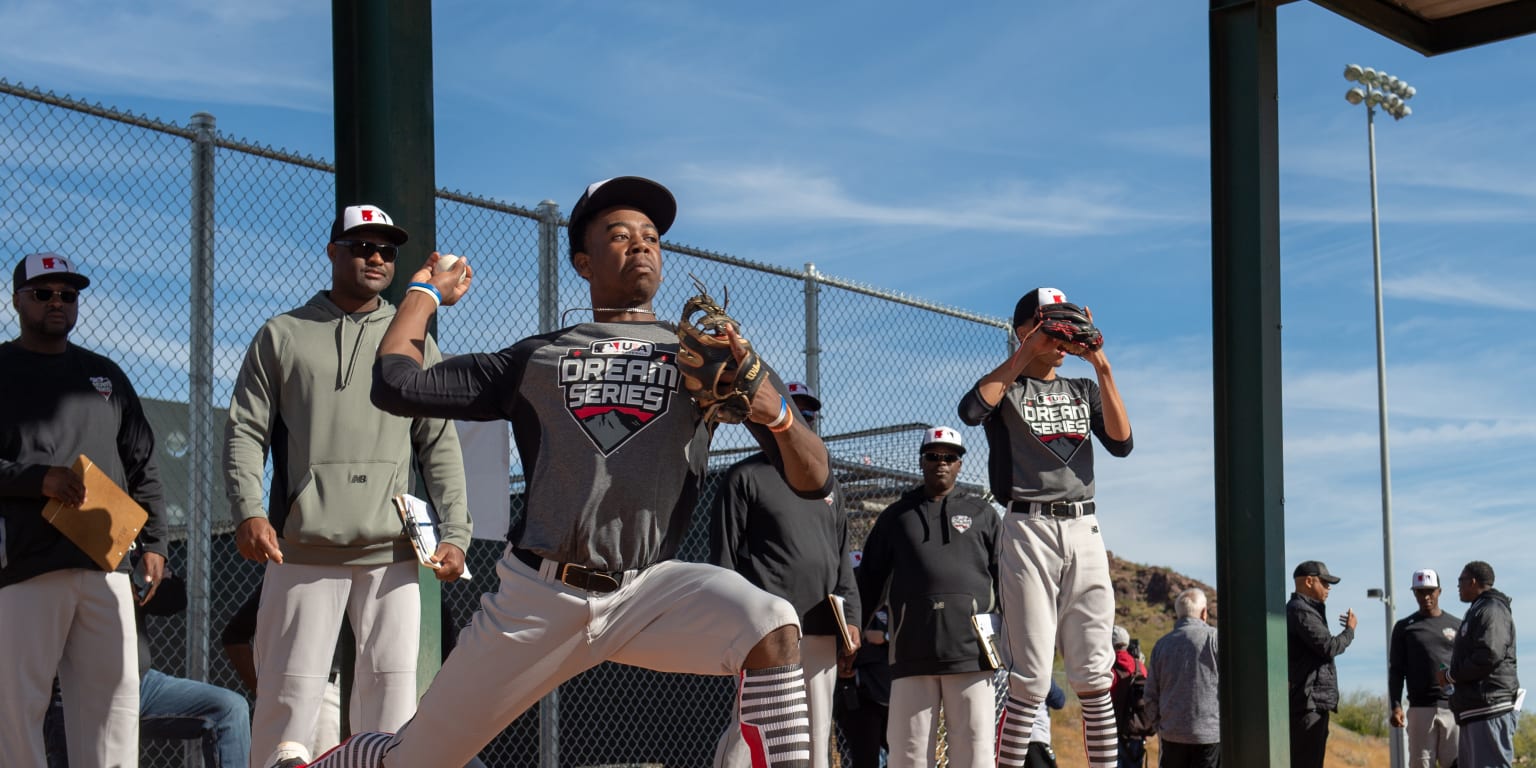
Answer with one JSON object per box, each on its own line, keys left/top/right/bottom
{"left": 855, "top": 426, "right": 999, "bottom": 768}
{"left": 223, "top": 205, "right": 471, "bottom": 768}
{"left": 709, "top": 380, "right": 861, "bottom": 768}
{"left": 1286, "top": 560, "right": 1356, "bottom": 768}
{"left": 958, "top": 287, "right": 1133, "bottom": 768}
{"left": 1, "top": 252, "right": 170, "bottom": 767}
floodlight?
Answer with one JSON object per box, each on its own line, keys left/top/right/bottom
{"left": 1346, "top": 88, "right": 1366, "bottom": 105}
{"left": 1345, "top": 64, "right": 1364, "bottom": 81}
{"left": 1404, "top": 85, "right": 1416, "bottom": 99}
{"left": 1364, "top": 67, "right": 1378, "bottom": 83}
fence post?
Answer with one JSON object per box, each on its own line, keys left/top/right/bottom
{"left": 187, "top": 110, "right": 217, "bottom": 768}
{"left": 803, "top": 262, "right": 821, "bottom": 426}
{"left": 537, "top": 200, "right": 561, "bottom": 334}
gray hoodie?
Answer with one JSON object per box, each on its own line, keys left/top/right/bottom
{"left": 224, "top": 292, "right": 469, "bottom": 565}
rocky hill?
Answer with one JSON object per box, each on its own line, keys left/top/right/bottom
{"left": 1106, "top": 551, "right": 1218, "bottom": 650}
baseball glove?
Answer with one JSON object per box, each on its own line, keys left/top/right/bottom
{"left": 1036, "top": 302, "right": 1104, "bottom": 351}
{"left": 676, "top": 277, "right": 767, "bottom": 424}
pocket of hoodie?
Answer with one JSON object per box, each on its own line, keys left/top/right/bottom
{"left": 285, "top": 460, "right": 401, "bottom": 547}
{"left": 895, "top": 593, "right": 981, "bottom": 664}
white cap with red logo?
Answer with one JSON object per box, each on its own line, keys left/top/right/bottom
{"left": 14, "top": 252, "right": 90, "bottom": 291}
{"left": 330, "top": 204, "right": 410, "bottom": 245}
{"left": 1411, "top": 569, "right": 1440, "bottom": 590}
{"left": 786, "top": 381, "right": 821, "bottom": 410}
{"left": 920, "top": 426, "right": 965, "bottom": 455}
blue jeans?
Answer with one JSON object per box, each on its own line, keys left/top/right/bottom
{"left": 46, "top": 669, "right": 251, "bottom": 768}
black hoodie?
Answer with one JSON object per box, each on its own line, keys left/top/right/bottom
{"left": 857, "top": 486, "right": 998, "bottom": 678}
{"left": 1448, "top": 587, "right": 1519, "bottom": 723}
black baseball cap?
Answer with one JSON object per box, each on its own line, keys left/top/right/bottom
{"left": 14, "top": 252, "right": 90, "bottom": 291}
{"left": 1293, "top": 560, "right": 1341, "bottom": 584}
{"left": 1012, "top": 287, "right": 1068, "bottom": 328}
{"left": 567, "top": 176, "right": 676, "bottom": 258}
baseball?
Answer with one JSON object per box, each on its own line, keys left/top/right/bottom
{"left": 435, "top": 253, "right": 467, "bottom": 285}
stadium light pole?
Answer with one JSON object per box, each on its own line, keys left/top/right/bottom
{"left": 1344, "top": 62, "right": 1414, "bottom": 768}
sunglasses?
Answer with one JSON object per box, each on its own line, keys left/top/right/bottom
{"left": 800, "top": 410, "right": 819, "bottom": 423}
{"left": 18, "top": 288, "right": 79, "bottom": 304}
{"left": 334, "top": 240, "right": 398, "bottom": 263}
{"left": 922, "top": 452, "right": 960, "bottom": 463}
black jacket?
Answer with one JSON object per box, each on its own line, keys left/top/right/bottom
{"left": 1448, "top": 587, "right": 1519, "bottom": 723}
{"left": 1389, "top": 609, "right": 1459, "bottom": 708}
{"left": 856, "top": 487, "right": 998, "bottom": 678}
{"left": 710, "top": 453, "right": 860, "bottom": 636}
{"left": 1287, "top": 592, "right": 1354, "bottom": 713}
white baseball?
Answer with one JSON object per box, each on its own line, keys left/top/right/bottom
{"left": 435, "top": 254, "right": 467, "bottom": 285}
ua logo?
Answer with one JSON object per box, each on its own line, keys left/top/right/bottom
{"left": 559, "top": 338, "right": 681, "bottom": 455}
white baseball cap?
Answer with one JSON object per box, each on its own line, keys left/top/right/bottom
{"left": 14, "top": 252, "right": 90, "bottom": 291}
{"left": 920, "top": 426, "right": 964, "bottom": 455}
{"left": 786, "top": 381, "right": 821, "bottom": 411}
{"left": 330, "top": 204, "right": 409, "bottom": 245}
{"left": 1412, "top": 569, "right": 1440, "bottom": 590}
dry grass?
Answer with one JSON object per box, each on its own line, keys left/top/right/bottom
{"left": 1042, "top": 701, "right": 1387, "bottom": 767}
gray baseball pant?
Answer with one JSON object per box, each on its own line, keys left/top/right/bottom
{"left": 0, "top": 569, "right": 139, "bottom": 768}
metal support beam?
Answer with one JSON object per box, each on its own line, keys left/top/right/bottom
{"left": 332, "top": 0, "right": 440, "bottom": 697}
{"left": 1209, "top": 2, "right": 1290, "bottom": 765}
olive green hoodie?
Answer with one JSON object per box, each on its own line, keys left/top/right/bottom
{"left": 223, "top": 291, "right": 470, "bottom": 565}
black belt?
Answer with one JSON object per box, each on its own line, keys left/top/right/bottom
{"left": 1009, "top": 499, "right": 1096, "bottom": 518}
{"left": 513, "top": 547, "right": 626, "bottom": 594}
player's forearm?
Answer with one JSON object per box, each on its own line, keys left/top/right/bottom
{"left": 378, "top": 291, "right": 438, "bottom": 364}
{"left": 770, "top": 421, "right": 831, "bottom": 497}
{"left": 1096, "top": 366, "right": 1132, "bottom": 442}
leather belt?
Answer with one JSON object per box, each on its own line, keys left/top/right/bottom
{"left": 513, "top": 547, "right": 625, "bottom": 594}
{"left": 1009, "top": 499, "right": 1096, "bottom": 518}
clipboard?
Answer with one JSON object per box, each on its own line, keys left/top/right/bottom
{"left": 972, "top": 612, "right": 1004, "bottom": 670}
{"left": 40, "top": 454, "right": 148, "bottom": 572}
{"left": 827, "top": 594, "right": 858, "bottom": 654}
{"left": 392, "top": 493, "right": 472, "bottom": 581}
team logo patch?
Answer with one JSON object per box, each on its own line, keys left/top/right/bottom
{"left": 90, "top": 376, "right": 113, "bottom": 400}
{"left": 1442, "top": 627, "right": 1457, "bottom": 642}
{"left": 559, "top": 338, "right": 680, "bottom": 455}
{"left": 951, "top": 514, "right": 972, "bottom": 533}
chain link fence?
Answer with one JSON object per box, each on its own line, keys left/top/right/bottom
{"left": 1, "top": 78, "right": 1014, "bottom": 768}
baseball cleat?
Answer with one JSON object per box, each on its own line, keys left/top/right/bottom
{"left": 265, "top": 741, "right": 312, "bottom": 768}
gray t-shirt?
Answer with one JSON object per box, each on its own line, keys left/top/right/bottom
{"left": 958, "top": 375, "right": 1132, "bottom": 504}
{"left": 374, "top": 320, "right": 822, "bottom": 571}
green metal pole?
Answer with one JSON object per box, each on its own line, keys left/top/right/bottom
{"left": 1209, "top": 1, "right": 1290, "bottom": 765}
{"left": 333, "top": 0, "right": 441, "bottom": 701}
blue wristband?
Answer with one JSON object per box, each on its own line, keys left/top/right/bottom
{"left": 406, "top": 281, "right": 442, "bottom": 306}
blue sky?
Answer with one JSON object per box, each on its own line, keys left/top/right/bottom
{"left": 3, "top": 1, "right": 1534, "bottom": 704}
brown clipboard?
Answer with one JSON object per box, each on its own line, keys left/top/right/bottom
{"left": 40, "top": 454, "right": 148, "bottom": 571}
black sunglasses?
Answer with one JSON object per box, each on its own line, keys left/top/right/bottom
{"left": 334, "top": 240, "right": 398, "bottom": 262}
{"left": 18, "top": 288, "right": 79, "bottom": 304}
{"left": 800, "top": 410, "right": 819, "bottom": 423}
{"left": 922, "top": 452, "right": 960, "bottom": 463}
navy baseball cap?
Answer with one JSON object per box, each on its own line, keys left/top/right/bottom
{"left": 567, "top": 176, "right": 676, "bottom": 258}
{"left": 14, "top": 252, "right": 90, "bottom": 291}
{"left": 1293, "top": 560, "right": 1341, "bottom": 584}
{"left": 1013, "top": 287, "right": 1068, "bottom": 328}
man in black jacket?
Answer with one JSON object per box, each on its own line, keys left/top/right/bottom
{"left": 0, "top": 253, "right": 169, "bottom": 767}
{"left": 1439, "top": 560, "right": 1519, "bottom": 768}
{"left": 1286, "top": 560, "right": 1356, "bottom": 768}
{"left": 711, "top": 382, "right": 860, "bottom": 768}
{"left": 857, "top": 427, "right": 1000, "bottom": 768}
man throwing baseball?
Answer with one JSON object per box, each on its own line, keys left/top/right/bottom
{"left": 957, "top": 287, "right": 1132, "bottom": 768}
{"left": 290, "top": 176, "right": 831, "bottom": 768}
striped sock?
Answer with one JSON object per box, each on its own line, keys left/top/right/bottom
{"left": 996, "top": 695, "right": 1041, "bottom": 767}
{"left": 737, "top": 664, "right": 812, "bottom": 768}
{"left": 302, "top": 731, "right": 397, "bottom": 768}
{"left": 1080, "top": 691, "right": 1119, "bottom": 768}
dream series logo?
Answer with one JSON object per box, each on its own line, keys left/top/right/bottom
{"left": 559, "top": 338, "right": 681, "bottom": 454}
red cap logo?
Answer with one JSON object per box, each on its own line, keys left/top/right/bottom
{"left": 360, "top": 209, "right": 375, "bottom": 222}
{"left": 42, "top": 257, "right": 58, "bottom": 269}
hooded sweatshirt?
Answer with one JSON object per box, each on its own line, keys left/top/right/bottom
{"left": 223, "top": 292, "right": 469, "bottom": 565}
{"left": 856, "top": 486, "right": 999, "bottom": 678}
